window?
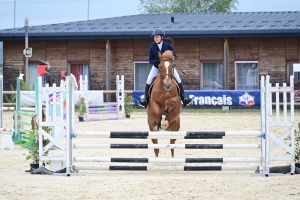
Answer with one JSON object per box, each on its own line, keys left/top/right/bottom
{"left": 69, "top": 63, "right": 90, "bottom": 90}
{"left": 287, "top": 61, "right": 299, "bottom": 84}
{"left": 201, "top": 62, "right": 223, "bottom": 90}
{"left": 134, "top": 62, "right": 152, "bottom": 90}
{"left": 0, "top": 41, "right": 3, "bottom": 75}
{"left": 26, "top": 63, "right": 47, "bottom": 89}
{"left": 235, "top": 61, "right": 259, "bottom": 90}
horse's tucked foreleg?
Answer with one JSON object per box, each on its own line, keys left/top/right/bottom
{"left": 163, "top": 96, "right": 181, "bottom": 126}
{"left": 147, "top": 101, "right": 163, "bottom": 131}
{"left": 160, "top": 109, "right": 169, "bottom": 130}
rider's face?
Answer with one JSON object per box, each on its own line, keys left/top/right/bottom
{"left": 154, "top": 35, "right": 163, "bottom": 44}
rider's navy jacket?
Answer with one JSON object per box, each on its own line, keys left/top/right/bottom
{"left": 149, "top": 40, "right": 177, "bottom": 68}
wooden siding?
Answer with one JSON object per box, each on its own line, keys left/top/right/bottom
{"left": 259, "top": 37, "right": 286, "bottom": 84}
{"left": 110, "top": 39, "right": 134, "bottom": 90}
{"left": 67, "top": 40, "right": 90, "bottom": 61}
{"left": 286, "top": 37, "right": 298, "bottom": 60}
{"left": 176, "top": 38, "right": 200, "bottom": 90}
{"left": 199, "top": 38, "right": 223, "bottom": 61}
{"left": 3, "top": 40, "right": 24, "bottom": 88}
{"left": 30, "top": 40, "right": 46, "bottom": 61}
{"left": 2, "top": 37, "right": 300, "bottom": 91}
{"left": 46, "top": 40, "right": 68, "bottom": 86}
{"left": 234, "top": 38, "right": 259, "bottom": 60}
{"left": 133, "top": 39, "right": 152, "bottom": 61}
{"left": 89, "top": 40, "right": 106, "bottom": 90}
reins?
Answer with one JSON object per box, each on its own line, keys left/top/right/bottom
{"left": 158, "top": 59, "right": 186, "bottom": 76}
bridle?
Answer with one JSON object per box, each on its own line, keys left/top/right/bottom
{"left": 158, "top": 59, "right": 175, "bottom": 80}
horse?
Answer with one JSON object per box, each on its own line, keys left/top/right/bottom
{"left": 147, "top": 50, "right": 182, "bottom": 157}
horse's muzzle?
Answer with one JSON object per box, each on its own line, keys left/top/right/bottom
{"left": 164, "top": 82, "right": 172, "bottom": 90}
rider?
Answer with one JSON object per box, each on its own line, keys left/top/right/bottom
{"left": 138, "top": 28, "right": 193, "bottom": 108}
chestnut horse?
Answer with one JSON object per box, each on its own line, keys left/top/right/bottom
{"left": 147, "top": 50, "right": 182, "bottom": 157}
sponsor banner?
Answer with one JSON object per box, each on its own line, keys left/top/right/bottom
{"left": 133, "top": 90, "right": 260, "bottom": 106}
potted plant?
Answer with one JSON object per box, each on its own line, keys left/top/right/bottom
{"left": 124, "top": 94, "right": 134, "bottom": 118}
{"left": 23, "top": 132, "right": 50, "bottom": 170}
{"left": 75, "top": 96, "right": 87, "bottom": 121}
{"left": 291, "top": 123, "right": 300, "bottom": 173}
{"left": 16, "top": 115, "right": 51, "bottom": 171}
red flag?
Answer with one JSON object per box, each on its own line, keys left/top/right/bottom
{"left": 38, "top": 65, "right": 48, "bottom": 76}
{"left": 61, "top": 71, "right": 66, "bottom": 79}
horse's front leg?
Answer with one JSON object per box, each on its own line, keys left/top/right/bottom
{"left": 161, "top": 96, "right": 179, "bottom": 130}
{"left": 148, "top": 101, "right": 164, "bottom": 131}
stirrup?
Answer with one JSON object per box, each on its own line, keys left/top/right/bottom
{"left": 138, "top": 98, "right": 148, "bottom": 108}
{"left": 183, "top": 98, "right": 193, "bottom": 107}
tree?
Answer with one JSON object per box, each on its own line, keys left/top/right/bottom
{"left": 138, "top": 0, "right": 239, "bottom": 13}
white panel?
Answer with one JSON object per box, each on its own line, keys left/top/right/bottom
{"left": 293, "top": 63, "right": 300, "bottom": 72}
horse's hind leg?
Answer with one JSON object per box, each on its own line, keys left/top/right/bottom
{"left": 170, "top": 139, "right": 176, "bottom": 157}
{"left": 161, "top": 115, "right": 169, "bottom": 130}
{"left": 152, "top": 139, "right": 159, "bottom": 157}
{"left": 160, "top": 110, "right": 169, "bottom": 130}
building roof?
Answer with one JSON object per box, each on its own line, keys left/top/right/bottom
{"left": 1, "top": 12, "right": 300, "bottom": 40}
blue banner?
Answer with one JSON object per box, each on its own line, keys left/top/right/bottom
{"left": 133, "top": 90, "right": 260, "bottom": 106}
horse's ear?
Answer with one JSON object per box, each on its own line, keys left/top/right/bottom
{"left": 158, "top": 52, "right": 162, "bottom": 60}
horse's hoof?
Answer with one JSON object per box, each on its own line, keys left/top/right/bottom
{"left": 161, "top": 124, "right": 168, "bottom": 130}
{"left": 153, "top": 126, "right": 159, "bottom": 131}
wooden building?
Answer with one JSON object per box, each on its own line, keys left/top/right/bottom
{"left": 0, "top": 12, "right": 299, "bottom": 92}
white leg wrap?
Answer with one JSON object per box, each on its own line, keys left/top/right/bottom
{"left": 160, "top": 115, "right": 169, "bottom": 130}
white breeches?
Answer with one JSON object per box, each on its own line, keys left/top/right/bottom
{"left": 146, "top": 66, "right": 181, "bottom": 85}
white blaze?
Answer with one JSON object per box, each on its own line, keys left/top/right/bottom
{"left": 164, "top": 61, "right": 170, "bottom": 74}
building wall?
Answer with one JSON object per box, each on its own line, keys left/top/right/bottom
{"left": 3, "top": 40, "right": 24, "bottom": 88}
{"left": 46, "top": 40, "right": 68, "bottom": 83}
{"left": 3, "top": 36, "right": 300, "bottom": 91}
{"left": 89, "top": 40, "right": 106, "bottom": 90}
{"left": 176, "top": 38, "right": 200, "bottom": 89}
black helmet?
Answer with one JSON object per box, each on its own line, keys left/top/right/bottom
{"left": 151, "top": 28, "right": 165, "bottom": 36}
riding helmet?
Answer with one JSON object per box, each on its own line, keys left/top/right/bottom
{"left": 151, "top": 28, "right": 165, "bottom": 37}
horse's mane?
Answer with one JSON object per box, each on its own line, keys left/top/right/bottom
{"left": 161, "top": 50, "right": 175, "bottom": 62}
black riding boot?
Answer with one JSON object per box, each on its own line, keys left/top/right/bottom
{"left": 178, "top": 83, "right": 193, "bottom": 107}
{"left": 138, "top": 84, "right": 151, "bottom": 108}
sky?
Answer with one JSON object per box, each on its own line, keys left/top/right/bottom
{"left": 0, "top": 0, "right": 300, "bottom": 30}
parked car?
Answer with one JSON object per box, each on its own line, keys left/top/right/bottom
{"left": 203, "top": 76, "right": 223, "bottom": 90}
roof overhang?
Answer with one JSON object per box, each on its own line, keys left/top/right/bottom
{"left": 1, "top": 29, "right": 300, "bottom": 41}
